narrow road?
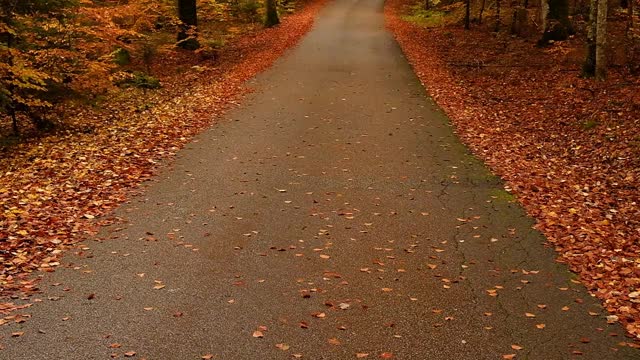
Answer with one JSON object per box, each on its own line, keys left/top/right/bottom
{"left": 2, "top": 0, "right": 635, "bottom": 358}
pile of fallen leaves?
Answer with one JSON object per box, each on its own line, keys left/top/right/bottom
{"left": 386, "top": 0, "right": 640, "bottom": 340}
{"left": 0, "top": 0, "right": 326, "bottom": 307}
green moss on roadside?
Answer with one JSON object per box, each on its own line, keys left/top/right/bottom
{"left": 489, "top": 188, "right": 516, "bottom": 203}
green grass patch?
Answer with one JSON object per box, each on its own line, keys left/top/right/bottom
{"left": 489, "top": 188, "right": 517, "bottom": 203}
{"left": 581, "top": 119, "right": 598, "bottom": 130}
{"left": 401, "top": 5, "right": 446, "bottom": 28}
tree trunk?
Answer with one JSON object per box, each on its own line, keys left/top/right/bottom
{"left": 265, "top": 0, "right": 280, "bottom": 27}
{"left": 538, "top": 0, "right": 574, "bottom": 45}
{"left": 540, "top": 0, "right": 549, "bottom": 31}
{"left": 177, "top": 0, "right": 199, "bottom": 50}
{"left": 425, "top": 0, "right": 430, "bottom": 10}
{"left": 496, "top": 0, "right": 501, "bottom": 31}
{"left": 511, "top": 6, "right": 528, "bottom": 35}
{"left": 595, "top": 0, "right": 607, "bottom": 79}
{"left": 583, "top": 0, "right": 597, "bottom": 76}
{"left": 479, "top": 0, "right": 486, "bottom": 24}
{"left": 465, "top": 0, "right": 471, "bottom": 29}
{"left": 5, "top": 29, "right": 18, "bottom": 135}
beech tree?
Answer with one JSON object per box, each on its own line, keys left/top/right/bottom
{"left": 265, "top": 0, "right": 280, "bottom": 27}
{"left": 595, "top": 0, "right": 608, "bottom": 79}
{"left": 177, "top": 0, "right": 199, "bottom": 50}
{"left": 583, "top": 0, "right": 608, "bottom": 79}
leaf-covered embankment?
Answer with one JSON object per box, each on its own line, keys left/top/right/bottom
{"left": 0, "top": 0, "right": 327, "bottom": 307}
{"left": 385, "top": 0, "right": 640, "bottom": 340}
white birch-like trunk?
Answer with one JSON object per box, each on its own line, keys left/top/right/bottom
{"left": 540, "top": 0, "right": 549, "bottom": 31}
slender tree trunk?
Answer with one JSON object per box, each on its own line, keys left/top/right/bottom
{"left": 540, "top": 0, "right": 548, "bottom": 31}
{"left": 265, "top": 0, "right": 280, "bottom": 27}
{"left": 5, "top": 29, "right": 18, "bottom": 135}
{"left": 425, "top": 0, "right": 430, "bottom": 10}
{"left": 177, "top": 0, "right": 199, "bottom": 50}
{"left": 465, "top": 0, "right": 471, "bottom": 29}
{"left": 583, "top": 0, "right": 597, "bottom": 76}
{"left": 496, "top": 0, "right": 501, "bottom": 31}
{"left": 595, "top": 0, "right": 607, "bottom": 79}
{"left": 479, "top": 0, "right": 486, "bottom": 24}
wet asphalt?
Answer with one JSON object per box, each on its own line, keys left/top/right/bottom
{"left": 0, "top": 0, "right": 637, "bottom": 359}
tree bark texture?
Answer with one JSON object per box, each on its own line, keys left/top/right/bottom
{"left": 595, "top": 0, "right": 608, "bottom": 79}
{"left": 540, "top": 0, "right": 549, "bottom": 31}
{"left": 583, "top": 0, "right": 597, "bottom": 76}
{"left": 265, "top": 0, "right": 280, "bottom": 27}
{"left": 177, "top": 0, "right": 199, "bottom": 50}
{"left": 496, "top": 0, "right": 501, "bottom": 31}
{"left": 465, "top": 0, "right": 470, "bottom": 29}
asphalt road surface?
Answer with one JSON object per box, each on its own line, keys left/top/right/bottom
{"left": 1, "top": 0, "right": 636, "bottom": 359}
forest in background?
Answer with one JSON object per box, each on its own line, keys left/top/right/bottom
{"left": 0, "top": 0, "right": 291, "bottom": 137}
